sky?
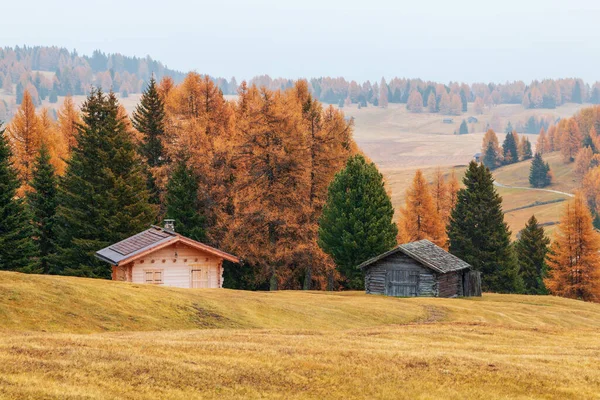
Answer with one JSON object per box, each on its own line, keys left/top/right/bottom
{"left": 3, "top": 0, "right": 600, "bottom": 84}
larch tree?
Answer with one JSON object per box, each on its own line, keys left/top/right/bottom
{"left": 406, "top": 91, "right": 423, "bottom": 113}
{"left": 427, "top": 92, "right": 437, "bottom": 113}
{"left": 379, "top": 78, "right": 388, "bottom": 108}
{"left": 447, "top": 170, "right": 460, "bottom": 213}
{"left": 0, "top": 125, "right": 35, "bottom": 272}
{"left": 519, "top": 136, "right": 533, "bottom": 160}
{"left": 39, "top": 107, "right": 67, "bottom": 175}
{"left": 55, "top": 89, "right": 156, "bottom": 278}
{"left": 27, "top": 143, "right": 58, "bottom": 274}
{"left": 515, "top": 215, "right": 550, "bottom": 294}
{"left": 318, "top": 154, "right": 397, "bottom": 290}
{"left": 448, "top": 161, "right": 522, "bottom": 292}
{"left": 398, "top": 170, "right": 447, "bottom": 248}
{"left": 225, "top": 84, "right": 311, "bottom": 290}
{"left": 545, "top": 193, "right": 600, "bottom": 302}
{"left": 431, "top": 168, "right": 449, "bottom": 223}
{"left": 294, "top": 81, "right": 355, "bottom": 290}
{"left": 574, "top": 146, "right": 594, "bottom": 179}
{"left": 561, "top": 118, "right": 583, "bottom": 162}
{"left": 57, "top": 96, "right": 82, "bottom": 155}
{"left": 6, "top": 90, "right": 41, "bottom": 194}
{"left": 536, "top": 127, "right": 548, "bottom": 154}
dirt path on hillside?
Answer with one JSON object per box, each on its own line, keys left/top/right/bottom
{"left": 493, "top": 181, "right": 574, "bottom": 198}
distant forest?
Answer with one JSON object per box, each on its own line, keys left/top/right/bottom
{"left": 2, "top": 46, "right": 600, "bottom": 120}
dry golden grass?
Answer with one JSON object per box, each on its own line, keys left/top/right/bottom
{"left": 1, "top": 273, "right": 600, "bottom": 399}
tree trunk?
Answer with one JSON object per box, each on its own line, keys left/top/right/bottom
{"left": 303, "top": 265, "right": 312, "bottom": 290}
{"left": 327, "top": 270, "right": 334, "bottom": 291}
{"left": 269, "top": 269, "right": 278, "bottom": 291}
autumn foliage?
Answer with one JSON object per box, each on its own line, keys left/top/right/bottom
{"left": 545, "top": 193, "right": 600, "bottom": 301}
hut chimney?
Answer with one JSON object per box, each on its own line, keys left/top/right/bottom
{"left": 163, "top": 219, "right": 175, "bottom": 232}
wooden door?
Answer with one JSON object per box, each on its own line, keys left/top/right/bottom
{"left": 385, "top": 269, "right": 419, "bottom": 297}
{"left": 191, "top": 268, "right": 209, "bottom": 288}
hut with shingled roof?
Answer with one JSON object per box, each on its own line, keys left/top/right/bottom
{"left": 357, "top": 239, "right": 481, "bottom": 297}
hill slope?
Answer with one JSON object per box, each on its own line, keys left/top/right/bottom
{"left": 1, "top": 273, "right": 600, "bottom": 399}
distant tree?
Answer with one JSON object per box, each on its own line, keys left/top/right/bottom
{"left": 379, "top": 78, "right": 388, "bottom": 108}
{"left": 165, "top": 159, "right": 205, "bottom": 241}
{"left": 406, "top": 91, "right": 423, "bottom": 113}
{"left": 6, "top": 90, "right": 41, "bottom": 194}
{"left": 48, "top": 90, "right": 58, "bottom": 104}
{"left": 520, "top": 137, "right": 533, "bottom": 160}
{"left": 16, "top": 81, "right": 24, "bottom": 104}
{"left": 574, "top": 146, "right": 594, "bottom": 179}
{"left": 459, "top": 119, "right": 468, "bottom": 135}
{"left": 474, "top": 97, "right": 484, "bottom": 114}
{"left": 572, "top": 81, "right": 583, "bottom": 104}
{"left": 481, "top": 129, "right": 502, "bottom": 169}
{"left": 318, "top": 155, "right": 398, "bottom": 289}
{"left": 27, "top": 144, "right": 58, "bottom": 274}
{"left": 515, "top": 215, "right": 550, "bottom": 294}
{"left": 502, "top": 131, "right": 519, "bottom": 164}
{"left": 427, "top": 92, "right": 437, "bottom": 113}
{"left": 0, "top": 126, "right": 35, "bottom": 272}
{"left": 460, "top": 89, "right": 468, "bottom": 112}
{"left": 398, "top": 170, "right": 447, "bottom": 248}
{"left": 55, "top": 89, "right": 156, "bottom": 278}
{"left": 545, "top": 194, "right": 600, "bottom": 301}
{"left": 450, "top": 94, "right": 462, "bottom": 115}
{"left": 448, "top": 161, "right": 523, "bottom": 292}
{"left": 561, "top": 118, "right": 583, "bottom": 162}
{"left": 57, "top": 96, "right": 82, "bottom": 154}
{"left": 529, "top": 153, "right": 552, "bottom": 188}
{"left": 505, "top": 122, "right": 513, "bottom": 134}
{"left": 536, "top": 127, "right": 548, "bottom": 154}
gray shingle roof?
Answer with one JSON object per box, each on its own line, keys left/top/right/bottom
{"left": 357, "top": 239, "right": 472, "bottom": 273}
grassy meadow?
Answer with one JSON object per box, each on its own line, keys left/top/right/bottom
{"left": 1, "top": 272, "right": 600, "bottom": 399}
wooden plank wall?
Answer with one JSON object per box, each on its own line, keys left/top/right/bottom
{"left": 463, "top": 270, "right": 482, "bottom": 297}
{"left": 364, "top": 253, "right": 436, "bottom": 297}
{"left": 437, "top": 271, "right": 462, "bottom": 298}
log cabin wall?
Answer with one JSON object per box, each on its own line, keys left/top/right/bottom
{"left": 437, "top": 270, "right": 463, "bottom": 298}
{"left": 364, "top": 253, "right": 437, "bottom": 296}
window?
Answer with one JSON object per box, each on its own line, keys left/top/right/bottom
{"left": 144, "top": 269, "right": 163, "bottom": 284}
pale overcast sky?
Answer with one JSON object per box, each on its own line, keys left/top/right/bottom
{"left": 3, "top": 0, "right": 600, "bottom": 83}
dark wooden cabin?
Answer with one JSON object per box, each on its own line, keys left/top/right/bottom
{"left": 357, "top": 240, "right": 481, "bottom": 298}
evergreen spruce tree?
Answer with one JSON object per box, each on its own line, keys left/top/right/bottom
{"left": 448, "top": 161, "right": 523, "bottom": 292}
{"left": 514, "top": 215, "right": 550, "bottom": 294}
{"left": 165, "top": 159, "right": 205, "bottom": 241}
{"left": 132, "top": 76, "right": 167, "bottom": 206}
{"left": 522, "top": 138, "right": 533, "bottom": 160}
{"left": 502, "top": 132, "right": 519, "bottom": 164}
{"left": 318, "top": 155, "right": 398, "bottom": 289}
{"left": 459, "top": 119, "right": 468, "bottom": 135}
{"left": 460, "top": 89, "right": 468, "bottom": 112}
{"left": 483, "top": 141, "right": 499, "bottom": 170}
{"left": 56, "top": 89, "right": 156, "bottom": 278}
{"left": 28, "top": 143, "right": 58, "bottom": 274}
{"left": 0, "top": 125, "right": 35, "bottom": 272}
{"left": 529, "top": 153, "right": 552, "bottom": 188}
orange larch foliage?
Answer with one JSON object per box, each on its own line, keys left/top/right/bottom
{"left": 38, "top": 108, "right": 67, "bottom": 175}
{"left": 545, "top": 193, "right": 600, "bottom": 302}
{"left": 6, "top": 90, "right": 42, "bottom": 194}
{"left": 225, "top": 83, "right": 311, "bottom": 289}
{"left": 547, "top": 125, "right": 558, "bottom": 152}
{"left": 430, "top": 167, "right": 450, "bottom": 224}
{"left": 398, "top": 170, "right": 447, "bottom": 248}
{"left": 574, "top": 146, "right": 594, "bottom": 179}
{"left": 536, "top": 127, "right": 547, "bottom": 154}
{"left": 560, "top": 118, "right": 582, "bottom": 162}
{"left": 57, "top": 96, "right": 82, "bottom": 154}
{"left": 447, "top": 170, "right": 460, "bottom": 215}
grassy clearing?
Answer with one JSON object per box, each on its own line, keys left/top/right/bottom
{"left": 1, "top": 273, "right": 600, "bottom": 399}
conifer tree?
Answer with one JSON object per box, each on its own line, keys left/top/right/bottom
{"left": 132, "top": 76, "right": 167, "bottom": 206}
{"left": 536, "top": 127, "right": 548, "bottom": 154}
{"left": 561, "top": 118, "right": 583, "bottom": 162}
{"left": 521, "top": 137, "right": 533, "bottom": 160}
{"left": 164, "top": 159, "right": 205, "bottom": 241}
{"left": 529, "top": 153, "right": 552, "bottom": 188}
{"left": 515, "top": 215, "right": 550, "bottom": 294}
{"left": 448, "top": 161, "right": 523, "bottom": 292}
{"left": 481, "top": 129, "right": 502, "bottom": 169}
{"left": 57, "top": 96, "right": 82, "bottom": 154}
{"left": 459, "top": 120, "right": 468, "bottom": 135}
{"left": 545, "top": 194, "right": 600, "bottom": 301}
{"left": 133, "top": 77, "right": 166, "bottom": 168}
{"left": 56, "top": 89, "right": 156, "bottom": 278}
{"left": 502, "top": 131, "right": 519, "bottom": 164}
{"left": 318, "top": 155, "right": 398, "bottom": 289}
{"left": 398, "top": 170, "right": 446, "bottom": 247}
{"left": 28, "top": 143, "right": 58, "bottom": 274}
{"left": 0, "top": 126, "right": 35, "bottom": 272}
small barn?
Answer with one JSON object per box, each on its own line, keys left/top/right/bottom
{"left": 96, "top": 221, "right": 239, "bottom": 289}
{"left": 357, "top": 240, "right": 481, "bottom": 297}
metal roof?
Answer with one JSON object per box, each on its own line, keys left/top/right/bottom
{"left": 357, "top": 239, "right": 472, "bottom": 274}
{"left": 95, "top": 226, "right": 240, "bottom": 265}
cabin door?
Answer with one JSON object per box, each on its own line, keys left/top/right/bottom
{"left": 385, "top": 270, "right": 419, "bottom": 297}
{"left": 191, "top": 267, "right": 210, "bottom": 288}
